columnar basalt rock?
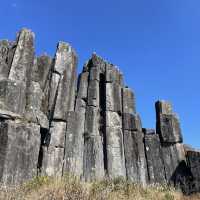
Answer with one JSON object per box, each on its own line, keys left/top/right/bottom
{"left": 143, "top": 129, "right": 166, "bottom": 184}
{"left": 0, "top": 120, "right": 40, "bottom": 184}
{"left": 155, "top": 100, "right": 186, "bottom": 186}
{"left": 39, "top": 42, "right": 77, "bottom": 177}
{"left": 0, "top": 29, "right": 199, "bottom": 195}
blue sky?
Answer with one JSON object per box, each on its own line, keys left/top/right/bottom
{"left": 0, "top": 0, "right": 199, "bottom": 148}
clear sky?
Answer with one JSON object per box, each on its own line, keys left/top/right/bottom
{"left": 0, "top": 0, "right": 199, "bottom": 148}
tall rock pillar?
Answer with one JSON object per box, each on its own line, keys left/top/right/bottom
{"left": 40, "top": 42, "right": 77, "bottom": 176}
{"left": 122, "top": 87, "right": 148, "bottom": 186}
{"left": 155, "top": 101, "right": 186, "bottom": 185}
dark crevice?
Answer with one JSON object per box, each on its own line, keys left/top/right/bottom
{"left": 37, "top": 127, "right": 49, "bottom": 174}
{"left": 48, "top": 72, "right": 61, "bottom": 123}
{"left": 121, "top": 87, "right": 129, "bottom": 180}
{"left": 143, "top": 137, "right": 151, "bottom": 183}
{"left": 99, "top": 73, "right": 107, "bottom": 174}
{"left": 61, "top": 122, "right": 68, "bottom": 176}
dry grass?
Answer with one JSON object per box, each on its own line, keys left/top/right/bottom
{"left": 0, "top": 175, "right": 199, "bottom": 200}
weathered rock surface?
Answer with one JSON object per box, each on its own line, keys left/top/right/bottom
{"left": 9, "top": 29, "right": 35, "bottom": 83}
{"left": 0, "top": 29, "right": 199, "bottom": 195}
{"left": 0, "top": 79, "right": 26, "bottom": 115}
{"left": 144, "top": 131, "right": 166, "bottom": 184}
{"left": 0, "top": 120, "right": 40, "bottom": 184}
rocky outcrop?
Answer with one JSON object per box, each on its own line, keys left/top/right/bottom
{"left": 0, "top": 29, "right": 199, "bottom": 194}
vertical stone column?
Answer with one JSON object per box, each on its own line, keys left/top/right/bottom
{"left": 155, "top": 100, "right": 186, "bottom": 185}
{"left": 143, "top": 129, "right": 166, "bottom": 184}
{"left": 185, "top": 150, "right": 200, "bottom": 194}
{"left": 40, "top": 42, "right": 77, "bottom": 177}
{"left": 63, "top": 72, "right": 89, "bottom": 177}
{"left": 83, "top": 55, "right": 105, "bottom": 181}
{"left": 122, "top": 87, "right": 148, "bottom": 186}
{"left": 105, "top": 73, "right": 126, "bottom": 179}
{"left": 9, "top": 29, "right": 35, "bottom": 84}
{"left": 0, "top": 29, "right": 41, "bottom": 184}
{"left": 0, "top": 40, "right": 15, "bottom": 79}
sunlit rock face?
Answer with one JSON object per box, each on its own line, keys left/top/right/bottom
{"left": 0, "top": 29, "right": 199, "bottom": 194}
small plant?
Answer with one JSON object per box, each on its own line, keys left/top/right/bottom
{"left": 22, "top": 175, "right": 51, "bottom": 192}
{"left": 0, "top": 175, "right": 199, "bottom": 200}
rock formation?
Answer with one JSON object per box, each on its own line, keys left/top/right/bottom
{"left": 0, "top": 28, "right": 199, "bottom": 194}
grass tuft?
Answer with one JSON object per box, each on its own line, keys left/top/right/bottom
{"left": 0, "top": 175, "right": 199, "bottom": 200}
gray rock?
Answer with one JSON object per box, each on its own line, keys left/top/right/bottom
{"left": 64, "top": 111, "right": 85, "bottom": 177}
{"left": 0, "top": 109, "right": 22, "bottom": 120}
{"left": 31, "top": 55, "right": 52, "bottom": 90}
{"left": 123, "top": 130, "right": 148, "bottom": 186}
{"left": 106, "top": 111, "right": 122, "bottom": 127}
{"left": 54, "top": 42, "right": 77, "bottom": 75}
{"left": 157, "top": 114, "right": 183, "bottom": 143}
{"left": 0, "top": 120, "right": 40, "bottom": 184}
{"left": 122, "top": 113, "right": 142, "bottom": 131}
{"left": 75, "top": 98, "right": 86, "bottom": 112}
{"left": 41, "top": 145, "right": 64, "bottom": 177}
{"left": 156, "top": 101, "right": 183, "bottom": 143}
{"left": 0, "top": 79, "right": 26, "bottom": 115}
{"left": 48, "top": 72, "right": 60, "bottom": 118}
{"left": 0, "top": 40, "right": 13, "bottom": 79}
{"left": 143, "top": 128, "right": 156, "bottom": 135}
{"left": 155, "top": 100, "right": 173, "bottom": 115}
{"left": 106, "top": 83, "right": 122, "bottom": 113}
{"left": 87, "top": 80, "right": 99, "bottom": 107}
{"left": 161, "top": 143, "right": 185, "bottom": 184}
{"left": 106, "top": 126, "right": 126, "bottom": 178}
{"left": 89, "top": 53, "right": 106, "bottom": 73}
{"left": 122, "top": 87, "right": 136, "bottom": 114}
{"left": 144, "top": 133, "right": 166, "bottom": 184}
{"left": 89, "top": 67, "right": 100, "bottom": 81}
{"left": 77, "top": 72, "right": 89, "bottom": 100}
{"left": 49, "top": 121, "right": 66, "bottom": 147}
{"left": 25, "top": 81, "right": 49, "bottom": 129}
{"left": 83, "top": 135, "right": 104, "bottom": 181}
{"left": 106, "top": 112, "right": 125, "bottom": 179}
{"left": 186, "top": 151, "right": 200, "bottom": 193}
{"left": 9, "top": 29, "right": 35, "bottom": 83}
{"left": 53, "top": 68, "right": 76, "bottom": 120}
{"left": 84, "top": 106, "right": 99, "bottom": 137}
{"left": 105, "top": 63, "right": 124, "bottom": 85}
